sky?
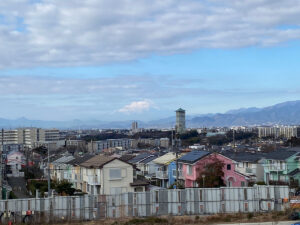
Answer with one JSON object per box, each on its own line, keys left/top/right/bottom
{"left": 1, "top": 0, "right": 300, "bottom": 121}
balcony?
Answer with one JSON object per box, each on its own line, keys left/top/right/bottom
{"left": 268, "top": 166, "right": 285, "bottom": 172}
{"left": 88, "top": 176, "right": 101, "bottom": 185}
{"left": 156, "top": 171, "right": 168, "bottom": 179}
{"left": 245, "top": 168, "right": 253, "bottom": 174}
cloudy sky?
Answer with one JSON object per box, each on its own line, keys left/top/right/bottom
{"left": 1, "top": 0, "right": 300, "bottom": 121}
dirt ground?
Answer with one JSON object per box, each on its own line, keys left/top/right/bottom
{"left": 54, "top": 211, "right": 293, "bottom": 225}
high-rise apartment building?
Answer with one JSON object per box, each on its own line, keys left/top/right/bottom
{"left": 175, "top": 108, "right": 186, "bottom": 134}
{"left": 131, "top": 121, "right": 138, "bottom": 133}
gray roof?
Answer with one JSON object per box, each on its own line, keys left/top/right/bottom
{"left": 288, "top": 168, "right": 300, "bottom": 176}
{"left": 222, "top": 152, "right": 266, "bottom": 163}
{"left": 128, "top": 153, "right": 152, "bottom": 164}
{"left": 139, "top": 155, "right": 158, "bottom": 164}
{"left": 178, "top": 150, "right": 210, "bottom": 164}
{"left": 52, "top": 155, "right": 75, "bottom": 164}
{"left": 68, "top": 154, "right": 94, "bottom": 165}
{"left": 265, "top": 150, "right": 297, "bottom": 160}
{"left": 119, "top": 154, "right": 135, "bottom": 162}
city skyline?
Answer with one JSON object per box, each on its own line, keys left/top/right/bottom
{"left": 1, "top": 1, "right": 300, "bottom": 120}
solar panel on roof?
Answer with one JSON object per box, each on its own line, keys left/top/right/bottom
{"left": 178, "top": 150, "right": 210, "bottom": 163}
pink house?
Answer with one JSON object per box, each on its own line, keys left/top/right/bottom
{"left": 178, "top": 151, "right": 249, "bottom": 188}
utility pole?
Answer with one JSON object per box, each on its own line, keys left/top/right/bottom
{"left": 233, "top": 129, "right": 236, "bottom": 149}
{"left": 47, "top": 147, "right": 51, "bottom": 197}
{"left": 175, "top": 129, "right": 180, "bottom": 189}
{"left": 1, "top": 129, "right": 3, "bottom": 199}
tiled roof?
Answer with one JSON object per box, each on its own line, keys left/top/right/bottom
{"left": 119, "top": 154, "right": 135, "bottom": 162}
{"left": 178, "top": 150, "right": 210, "bottom": 164}
{"left": 80, "top": 155, "right": 114, "bottom": 168}
{"left": 68, "top": 154, "right": 94, "bottom": 165}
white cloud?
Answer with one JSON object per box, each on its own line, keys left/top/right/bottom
{"left": 118, "top": 100, "right": 154, "bottom": 113}
{"left": 1, "top": 0, "right": 300, "bottom": 68}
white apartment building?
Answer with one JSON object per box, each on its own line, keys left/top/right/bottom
{"left": 88, "top": 139, "right": 132, "bottom": 153}
{"left": 258, "top": 126, "right": 299, "bottom": 139}
{"left": 0, "top": 128, "right": 60, "bottom": 148}
{"left": 160, "top": 138, "right": 170, "bottom": 148}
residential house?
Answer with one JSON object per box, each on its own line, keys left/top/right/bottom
{"left": 80, "top": 155, "right": 148, "bottom": 195}
{"left": 167, "top": 157, "right": 189, "bottom": 188}
{"left": 50, "top": 155, "right": 75, "bottom": 182}
{"left": 67, "top": 154, "right": 94, "bottom": 190}
{"left": 6, "top": 151, "right": 25, "bottom": 177}
{"left": 138, "top": 155, "right": 158, "bottom": 176}
{"left": 222, "top": 151, "right": 266, "bottom": 182}
{"left": 128, "top": 153, "right": 158, "bottom": 176}
{"left": 152, "top": 152, "right": 178, "bottom": 188}
{"left": 262, "top": 150, "right": 298, "bottom": 184}
{"left": 178, "top": 151, "right": 249, "bottom": 188}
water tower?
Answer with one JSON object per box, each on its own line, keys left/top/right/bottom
{"left": 175, "top": 108, "right": 186, "bottom": 134}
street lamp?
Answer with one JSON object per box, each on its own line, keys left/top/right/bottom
{"left": 202, "top": 175, "right": 206, "bottom": 188}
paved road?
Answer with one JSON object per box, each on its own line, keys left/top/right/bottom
{"left": 217, "top": 222, "right": 298, "bottom": 225}
{"left": 7, "top": 177, "right": 30, "bottom": 198}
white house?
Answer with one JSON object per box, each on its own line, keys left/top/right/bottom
{"left": 6, "top": 151, "right": 25, "bottom": 177}
{"left": 79, "top": 155, "right": 148, "bottom": 195}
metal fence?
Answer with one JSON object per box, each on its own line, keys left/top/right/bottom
{"left": 0, "top": 186, "right": 290, "bottom": 223}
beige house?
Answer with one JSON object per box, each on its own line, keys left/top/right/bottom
{"left": 79, "top": 155, "right": 148, "bottom": 195}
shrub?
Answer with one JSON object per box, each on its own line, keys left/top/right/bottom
{"left": 247, "top": 213, "right": 254, "bottom": 220}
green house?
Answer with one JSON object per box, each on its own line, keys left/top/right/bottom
{"left": 263, "top": 150, "right": 300, "bottom": 185}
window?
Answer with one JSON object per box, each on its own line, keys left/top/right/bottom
{"left": 241, "top": 181, "right": 245, "bottom": 187}
{"left": 227, "top": 164, "right": 231, "bottom": 170}
{"left": 172, "top": 169, "right": 177, "bottom": 177}
{"left": 109, "top": 168, "right": 122, "bottom": 180}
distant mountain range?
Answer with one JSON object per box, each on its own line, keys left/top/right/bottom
{"left": 1, "top": 100, "right": 300, "bottom": 129}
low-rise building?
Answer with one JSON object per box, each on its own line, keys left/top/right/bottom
{"left": 262, "top": 150, "right": 299, "bottom": 185}
{"left": 178, "top": 151, "right": 249, "bottom": 188}
{"left": 152, "top": 152, "right": 179, "bottom": 188}
{"left": 222, "top": 151, "right": 265, "bottom": 182}
{"left": 79, "top": 155, "right": 147, "bottom": 195}
{"left": 88, "top": 139, "right": 132, "bottom": 153}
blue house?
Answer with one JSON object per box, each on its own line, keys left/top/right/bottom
{"left": 168, "top": 161, "right": 177, "bottom": 187}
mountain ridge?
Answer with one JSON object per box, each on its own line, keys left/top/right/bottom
{"left": 1, "top": 100, "right": 300, "bottom": 129}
